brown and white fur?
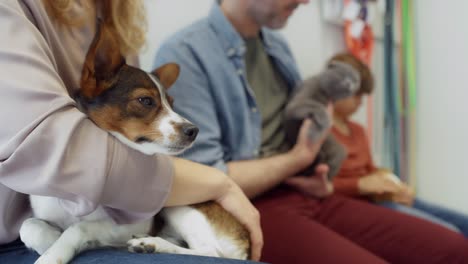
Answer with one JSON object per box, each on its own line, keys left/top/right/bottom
{"left": 19, "top": 23, "right": 250, "bottom": 264}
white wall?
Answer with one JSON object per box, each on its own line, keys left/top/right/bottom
{"left": 415, "top": 0, "right": 468, "bottom": 213}
{"left": 141, "top": 0, "right": 213, "bottom": 71}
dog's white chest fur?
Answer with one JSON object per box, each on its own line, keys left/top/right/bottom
{"left": 29, "top": 196, "right": 107, "bottom": 229}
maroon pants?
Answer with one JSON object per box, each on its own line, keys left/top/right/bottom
{"left": 253, "top": 187, "right": 468, "bottom": 264}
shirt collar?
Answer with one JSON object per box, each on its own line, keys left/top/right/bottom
{"left": 208, "top": 2, "right": 275, "bottom": 58}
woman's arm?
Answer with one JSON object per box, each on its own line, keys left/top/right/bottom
{"left": 333, "top": 170, "right": 402, "bottom": 197}
{"left": 332, "top": 121, "right": 398, "bottom": 197}
{"left": 165, "top": 157, "right": 233, "bottom": 206}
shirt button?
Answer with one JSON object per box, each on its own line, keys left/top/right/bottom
{"left": 251, "top": 107, "right": 257, "bottom": 113}
{"left": 253, "top": 149, "right": 259, "bottom": 156}
{"left": 237, "top": 69, "right": 243, "bottom": 75}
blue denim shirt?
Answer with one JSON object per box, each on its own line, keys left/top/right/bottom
{"left": 154, "top": 3, "right": 302, "bottom": 172}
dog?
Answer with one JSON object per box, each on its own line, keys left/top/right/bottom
{"left": 19, "top": 23, "right": 250, "bottom": 264}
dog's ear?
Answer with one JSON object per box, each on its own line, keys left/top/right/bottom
{"left": 80, "top": 22, "right": 125, "bottom": 99}
{"left": 152, "top": 63, "right": 180, "bottom": 89}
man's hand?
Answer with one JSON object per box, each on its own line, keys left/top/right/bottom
{"left": 288, "top": 104, "right": 334, "bottom": 170}
{"left": 284, "top": 164, "right": 334, "bottom": 198}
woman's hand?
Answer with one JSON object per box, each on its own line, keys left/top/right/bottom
{"left": 166, "top": 158, "right": 263, "bottom": 260}
{"left": 358, "top": 172, "right": 402, "bottom": 195}
{"left": 215, "top": 178, "right": 263, "bottom": 261}
{"left": 392, "top": 185, "right": 415, "bottom": 206}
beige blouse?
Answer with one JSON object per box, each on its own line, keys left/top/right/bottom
{"left": 0, "top": 0, "right": 173, "bottom": 244}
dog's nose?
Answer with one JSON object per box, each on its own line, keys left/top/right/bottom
{"left": 182, "top": 124, "right": 199, "bottom": 140}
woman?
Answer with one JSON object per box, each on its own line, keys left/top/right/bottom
{"left": 0, "top": 1, "right": 262, "bottom": 263}
{"left": 330, "top": 52, "right": 468, "bottom": 238}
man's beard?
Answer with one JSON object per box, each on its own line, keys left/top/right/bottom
{"left": 265, "top": 4, "right": 299, "bottom": 29}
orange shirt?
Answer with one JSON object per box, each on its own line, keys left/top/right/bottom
{"left": 331, "top": 121, "right": 376, "bottom": 197}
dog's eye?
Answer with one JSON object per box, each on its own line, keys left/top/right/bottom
{"left": 138, "top": 97, "right": 155, "bottom": 107}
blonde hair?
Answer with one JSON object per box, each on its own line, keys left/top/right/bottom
{"left": 43, "top": 0, "right": 147, "bottom": 56}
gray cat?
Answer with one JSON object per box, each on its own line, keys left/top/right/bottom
{"left": 284, "top": 61, "right": 361, "bottom": 179}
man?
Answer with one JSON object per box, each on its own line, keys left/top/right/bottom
{"left": 154, "top": 0, "right": 468, "bottom": 263}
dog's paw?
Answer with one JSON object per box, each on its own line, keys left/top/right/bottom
{"left": 127, "top": 237, "right": 162, "bottom": 254}
{"left": 34, "top": 244, "right": 76, "bottom": 264}
{"left": 34, "top": 253, "right": 64, "bottom": 264}
{"left": 20, "top": 218, "right": 62, "bottom": 255}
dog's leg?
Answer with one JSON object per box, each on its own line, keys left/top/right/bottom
{"left": 166, "top": 207, "right": 248, "bottom": 259}
{"left": 164, "top": 206, "right": 224, "bottom": 256}
{"left": 34, "top": 219, "right": 150, "bottom": 264}
{"left": 127, "top": 236, "right": 207, "bottom": 255}
{"left": 20, "top": 218, "right": 62, "bottom": 255}
{"left": 127, "top": 206, "right": 223, "bottom": 257}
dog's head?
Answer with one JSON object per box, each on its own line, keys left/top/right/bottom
{"left": 75, "top": 23, "right": 198, "bottom": 155}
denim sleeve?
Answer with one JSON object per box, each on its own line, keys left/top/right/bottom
{"left": 154, "top": 42, "right": 228, "bottom": 173}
